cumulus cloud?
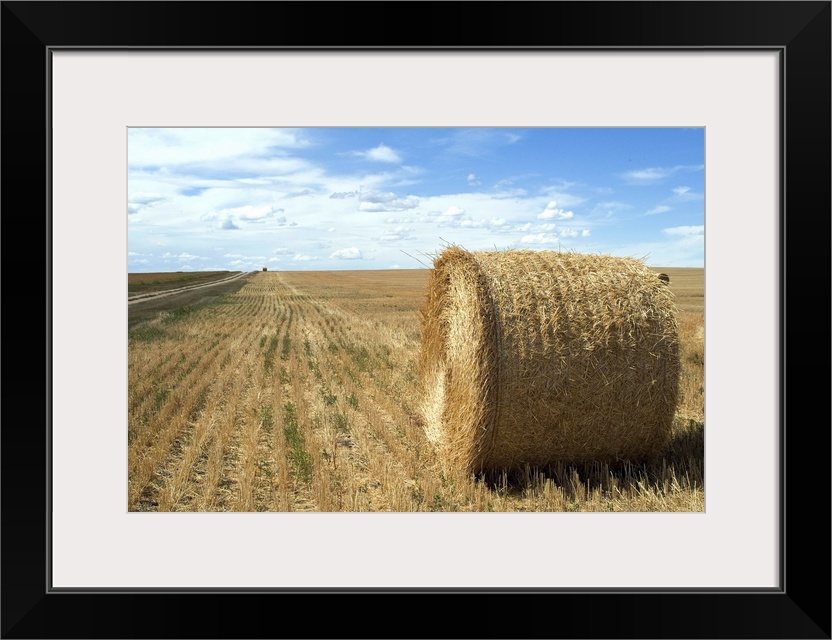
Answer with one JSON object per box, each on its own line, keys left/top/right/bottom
{"left": 330, "top": 191, "right": 358, "bottom": 199}
{"left": 521, "top": 233, "right": 559, "bottom": 245}
{"left": 443, "top": 206, "right": 466, "bottom": 217}
{"left": 358, "top": 192, "right": 419, "bottom": 212}
{"left": 353, "top": 143, "right": 402, "bottom": 164}
{"left": 293, "top": 254, "right": 315, "bottom": 261}
{"left": 537, "top": 201, "right": 574, "bottom": 220}
{"left": 467, "top": 173, "right": 481, "bottom": 186}
{"left": 220, "top": 218, "right": 239, "bottom": 230}
{"left": 438, "top": 214, "right": 514, "bottom": 231}
{"left": 646, "top": 205, "right": 672, "bottom": 215}
{"left": 271, "top": 247, "right": 293, "bottom": 256}
{"left": 516, "top": 222, "right": 556, "bottom": 233}
{"left": 521, "top": 227, "right": 587, "bottom": 243}
{"left": 330, "top": 247, "right": 363, "bottom": 260}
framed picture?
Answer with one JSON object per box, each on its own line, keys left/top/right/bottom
{"left": 4, "top": 2, "right": 829, "bottom": 638}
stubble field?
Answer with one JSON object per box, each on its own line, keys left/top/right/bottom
{"left": 128, "top": 267, "right": 704, "bottom": 512}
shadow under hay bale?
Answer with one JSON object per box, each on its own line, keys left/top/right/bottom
{"left": 419, "top": 247, "right": 681, "bottom": 475}
{"left": 476, "top": 417, "right": 704, "bottom": 497}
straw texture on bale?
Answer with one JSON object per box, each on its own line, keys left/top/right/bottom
{"left": 419, "top": 248, "right": 681, "bottom": 474}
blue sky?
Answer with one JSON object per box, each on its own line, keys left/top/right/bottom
{"left": 128, "top": 127, "right": 704, "bottom": 271}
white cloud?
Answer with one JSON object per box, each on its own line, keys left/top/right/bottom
{"left": 359, "top": 192, "right": 419, "bottom": 212}
{"left": 443, "top": 206, "right": 465, "bottom": 217}
{"left": 178, "top": 252, "right": 203, "bottom": 262}
{"left": 663, "top": 225, "right": 704, "bottom": 237}
{"left": 127, "top": 192, "right": 167, "bottom": 215}
{"left": 128, "top": 128, "right": 309, "bottom": 167}
{"left": 234, "top": 205, "right": 275, "bottom": 222}
{"left": 669, "top": 186, "right": 703, "bottom": 202}
{"left": 353, "top": 144, "right": 402, "bottom": 164}
{"left": 379, "top": 226, "right": 416, "bottom": 242}
{"left": 539, "top": 188, "right": 587, "bottom": 208}
{"left": 520, "top": 233, "right": 558, "bottom": 245}
{"left": 623, "top": 167, "right": 671, "bottom": 182}
{"left": 521, "top": 227, "right": 586, "bottom": 243}
{"left": 220, "top": 218, "right": 239, "bottom": 230}
{"left": 537, "top": 201, "right": 574, "bottom": 220}
{"left": 646, "top": 205, "right": 672, "bottom": 215}
{"left": 621, "top": 165, "right": 704, "bottom": 185}
{"left": 467, "top": 173, "right": 481, "bottom": 186}
{"left": 293, "top": 254, "right": 316, "bottom": 261}
{"left": 330, "top": 247, "right": 363, "bottom": 260}
{"left": 516, "top": 222, "right": 556, "bottom": 233}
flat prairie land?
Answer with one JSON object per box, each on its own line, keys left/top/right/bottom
{"left": 128, "top": 268, "right": 704, "bottom": 512}
{"left": 648, "top": 267, "right": 704, "bottom": 313}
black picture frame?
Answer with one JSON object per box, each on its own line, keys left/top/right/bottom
{"left": 2, "top": 2, "right": 829, "bottom": 638}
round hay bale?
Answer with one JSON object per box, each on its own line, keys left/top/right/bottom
{"left": 419, "top": 247, "right": 681, "bottom": 474}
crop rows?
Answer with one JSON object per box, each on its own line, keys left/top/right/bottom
{"left": 128, "top": 270, "right": 705, "bottom": 512}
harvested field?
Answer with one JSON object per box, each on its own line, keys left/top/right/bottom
{"left": 128, "top": 266, "right": 704, "bottom": 512}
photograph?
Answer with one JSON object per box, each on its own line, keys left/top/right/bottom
{"left": 127, "top": 126, "right": 705, "bottom": 513}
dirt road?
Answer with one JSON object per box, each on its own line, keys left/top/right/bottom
{"left": 128, "top": 271, "right": 251, "bottom": 305}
